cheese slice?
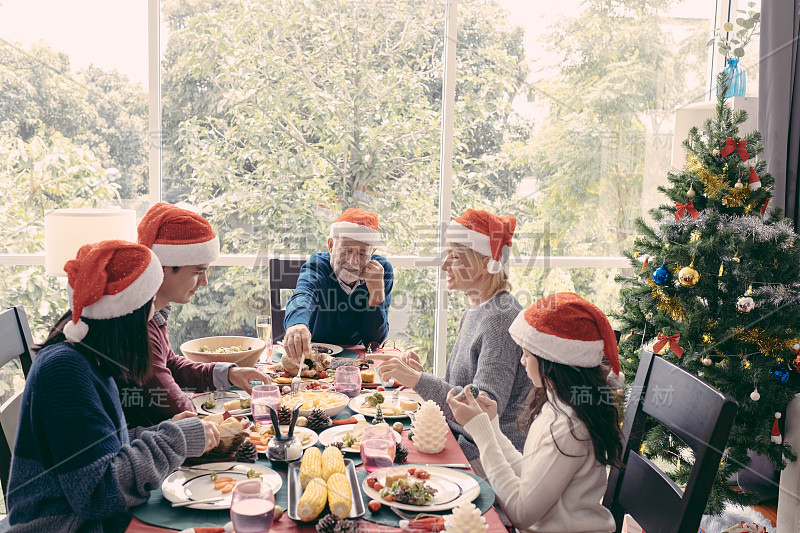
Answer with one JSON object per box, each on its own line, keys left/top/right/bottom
{"left": 223, "top": 399, "right": 241, "bottom": 411}
{"left": 399, "top": 400, "right": 418, "bottom": 412}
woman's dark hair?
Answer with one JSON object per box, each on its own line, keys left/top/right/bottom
{"left": 520, "top": 357, "right": 623, "bottom": 468}
{"left": 34, "top": 299, "right": 154, "bottom": 385}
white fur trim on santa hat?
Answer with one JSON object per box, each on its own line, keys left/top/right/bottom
{"left": 330, "top": 221, "right": 381, "bottom": 246}
{"left": 151, "top": 236, "right": 220, "bottom": 267}
{"left": 446, "top": 221, "right": 511, "bottom": 267}
{"left": 68, "top": 255, "right": 164, "bottom": 320}
{"left": 508, "top": 312, "right": 605, "bottom": 368}
{"left": 64, "top": 319, "right": 89, "bottom": 342}
{"left": 606, "top": 371, "right": 625, "bottom": 390}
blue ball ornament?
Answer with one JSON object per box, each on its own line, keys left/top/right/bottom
{"left": 771, "top": 367, "right": 790, "bottom": 384}
{"left": 652, "top": 263, "right": 671, "bottom": 286}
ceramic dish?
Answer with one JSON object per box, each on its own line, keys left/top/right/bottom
{"left": 192, "top": 390, "right": 251, "bottom": 416}
{"left": 161, "top": 462, "right": 281, "bottom": 510}
{"left": 317, "top": 423, "right": 401, "bottom": 453}
{"left": 348, "top": 391, "right": 423, "bottom": 419}
{"left": 362, "top": 465, "right": 480, "bottom": 512}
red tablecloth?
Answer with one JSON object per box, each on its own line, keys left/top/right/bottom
{"left": 127, "top": 346, "right": 507, "bottom": 532}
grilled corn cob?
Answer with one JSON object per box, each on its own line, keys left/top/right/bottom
{"left": 299, "top": 447, "right": 322, "bottom": 489}
{"left": 326, "top": 472, "right": 352, "bottom": 519}
{"left": 296, "top": 477, "right": 327, "bottom": 521}
{"left": 321, "top": 446, "right": 345, "bottom": 481}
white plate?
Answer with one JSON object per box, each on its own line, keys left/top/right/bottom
{"left": 317, "top": 424, "right": 401, "bottom": 453}
{"left": 348, "top": 392, "right": 423, "bottom": 419}
{"left": 161, "top": 462, "right": 282, "bottom": 510}
{"left": 249, "top": 425, "right": 319, "bottom": 454}
{"left": 272, "top": 343, "right": 344, "bottom": 358}
{"left": 362, "top": 465, "right": 480, "bottom": 512}
{"left": 192, "top": 390, "right": 251, "bottom": 416}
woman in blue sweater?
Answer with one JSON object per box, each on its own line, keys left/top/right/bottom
{"left": 4, "top": 240, "right": 218, "bottom": 533}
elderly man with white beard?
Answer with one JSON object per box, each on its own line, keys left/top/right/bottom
{"left": 282, "top": 208, "right": 393, "bottom": 363}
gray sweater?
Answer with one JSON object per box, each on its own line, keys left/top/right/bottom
{"left": 414, "top": 291, "right": 529, "bottom": 461}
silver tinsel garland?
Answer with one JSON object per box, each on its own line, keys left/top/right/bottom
{"left": 655, "top": 209, "right": 796, "bottom": 250}
{"left": 753, "top": 284, "right": 800, "bottom": 307}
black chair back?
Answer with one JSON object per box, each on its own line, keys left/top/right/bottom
{"left": 0, "top": 306, "right": 35, "bottom": 499}
{"left": 268, "top": 258, "right": 307, "bottom": 343}
{"left": 603, "top": 350, "right": 738, "bottom": 533}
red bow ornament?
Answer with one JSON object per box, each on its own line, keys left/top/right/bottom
{"left": 675, "top": 201, "right": 699, "bottom": 221}
{"left": 720, "top": 137, "right": 749, "bottom": 161}
{"left": 653, "top": 332, "right": 684, "bottom": 358}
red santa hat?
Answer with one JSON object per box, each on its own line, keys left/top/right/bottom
{"left": 748, "top": 166, "right": 761, "bottom": 190}
{"left": 63, "top": 240, "right": 164, "bottom": 342}
{"left": 445, "top": 209, "right": 516, "bottom": 274}
{"left": 329, "top": 208, "right": 381, "bottom": 246}
{"left": 508, "top": 292, "right": 625, "bottom": 389}
{"left": 771, "top": 412, "right": 782, "bottom": 444}
{"left": 137, "top": 203, "right": 220, "bottom": 266}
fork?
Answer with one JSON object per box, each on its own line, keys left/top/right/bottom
{"left": 291, "top": 363, "right": 303, "bottom": 397}
{"left": 176, "top": 464, "right": 247, "bottom": 474}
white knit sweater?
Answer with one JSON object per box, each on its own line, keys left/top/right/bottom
{"left": 464, "top": 397, "right": 616, "bottom": 533}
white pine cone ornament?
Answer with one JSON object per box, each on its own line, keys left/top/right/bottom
{"left": 411, "top": 400, "right": 447, "bottom": 454}
{"left": 444, "top": 502, "right": 488, "bottom": 533}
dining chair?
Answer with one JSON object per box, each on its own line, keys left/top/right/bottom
{"left": 268, "top": 258, "right": 307, "bottom": 343}
{"left": 0, "top": 306, "right": 35, "bottom": 499}
{"left": 603, "top": 349, "right": 739, "bottom": 533}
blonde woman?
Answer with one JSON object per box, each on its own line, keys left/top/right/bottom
{"left": 378, "top": 209, "right": 530, "bottom": 475}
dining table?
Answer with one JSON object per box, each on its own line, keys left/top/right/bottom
{"left": 125, "top": 345, "right": 506, "bottom": 533}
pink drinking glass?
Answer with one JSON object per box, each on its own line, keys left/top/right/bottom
{"left": 230, "top": 479, "right": 274, "bottom": 533}
{"left": 334, "top": 366, "right": 362, "bottom": 398}
{"left": 251, "top": 384, "right": 282, "bottom": 426}
{"left": 360, "top": 424, "right": 396, "bottom": 473}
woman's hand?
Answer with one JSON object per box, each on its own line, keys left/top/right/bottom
{"left": 377, "top": 356, "right": 421, "bottom": 388}
{"left": 200, "top": 419, "right": 221, "bottom": 453}
{"left": 446, "top": 388, "right": 486, "bottom": 426}
{"left": 170, "top": 411, "right": 197, "bottom": 422}
{"left": 474, "top": 391, "right": 498, "bottom": 421}
{"left": 401, "top": 350, "right": 424, "bottom": 372}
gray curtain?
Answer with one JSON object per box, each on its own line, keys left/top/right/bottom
{"left": 759, "top": 0, "right": 800, "bottom": 230}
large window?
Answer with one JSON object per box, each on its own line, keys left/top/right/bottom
{"left": 1, "top": 0, "right": 749, "bottom": 373}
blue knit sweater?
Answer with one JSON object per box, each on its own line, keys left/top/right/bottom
{"left": 284, "top": 252, "right": 393, "bottom": 346}
{"left": 3, "top": 343, "right": 206, "bottom": 533}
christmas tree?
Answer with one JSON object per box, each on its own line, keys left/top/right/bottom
{"left": 616, "top": 73, "right": 800, "bottom": 513}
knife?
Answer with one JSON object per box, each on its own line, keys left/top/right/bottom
{"left": 171, "top": 496, "right": 224, "bottom": 507}
{"left": 433, "top": 463, "right": 471, "bottom": 469}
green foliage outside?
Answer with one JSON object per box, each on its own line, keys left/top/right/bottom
{"left": 616, "top": 74, "right": 800, "bottom": 513}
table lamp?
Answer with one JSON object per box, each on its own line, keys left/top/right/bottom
{"left": 44, "top": 208, "right": 137, "bottom": 276}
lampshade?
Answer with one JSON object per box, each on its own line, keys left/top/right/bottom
{"left": 44, "top": 209, "right": 137, "bottom": 276}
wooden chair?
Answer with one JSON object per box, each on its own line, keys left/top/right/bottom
{"left": 0, "top": 306, "right": 35, "bottom": 498}
{"left": 268, "top": 258, "right": 307, "bottom": 343}
{"left": 603, "top": 350, "right": 739, "bottom": 533}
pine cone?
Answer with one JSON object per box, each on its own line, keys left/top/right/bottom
{"left": 394, "top": 442, "right": 408, "bottom": 463}
{"left": 333, "top": 519, "right": 358, "bottom": 533}
{"left": 277, "top": 405, "right": 293, "bottom": 425}
{"left": 307, "top": 408, "right": 332, "bottom": 431}
{"left": 235, "top": 440, "right": 258, "bottom": 463}
{"left": 315, "top": 514, "right": 340, "bottom": 533}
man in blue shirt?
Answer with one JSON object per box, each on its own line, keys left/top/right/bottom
{"left": 283, "top": 208, "right": 393, "bottom": 362}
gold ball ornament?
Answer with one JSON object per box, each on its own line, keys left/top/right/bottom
{"left": 678, "top": 261, "right": 701, "bottom": 288}
{"left": 750, "top": 389, "right": 761, "bottom": 401}
{"left": 702, "top": 356, "right": 713, "bottom": 366}
{"left": 687, "top": 185, "right": 696, "bottom": 199}
{"left": 734, "top": 179, "right": 744, "bottom": 190}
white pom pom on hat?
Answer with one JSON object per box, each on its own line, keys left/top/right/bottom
{"left": 64, "top": 240, "right": 164, "bottom": 341}
{"left": 509, "top": 292, "right": 624, "bottom": 389}
{"left": 445, "top": 209, "right": 516, "bottom": 273}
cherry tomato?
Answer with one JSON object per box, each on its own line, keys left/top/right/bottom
{"left": 366, "top": 477, "right": 377, "bottom": 488}
{"left": 376, "top": 386, "right": 385, "bottom": 391}
{"left": 368, "top": 500, "right": 382, "bottom": 512}
{"left": 373, "top": 482, "right": 383, "bottom": 490}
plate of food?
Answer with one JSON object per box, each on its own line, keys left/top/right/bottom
{"left": 161, "top": 462, "right": 282, "bottom": 510}
{"left": 317, "top": 421, "right": 401, "bottom": 453}
{"left": 362, "top": 465, "right": 480, "bottom": 513}
{"left": 348, "top": 391, "right": 422, "bottom": 419}
{"left": 192, "top": 390, "right": 251, "bottom": 416}
{"left": 280, "top": 390, "right": 349, "bottom": 418}
{"left": 272, "top": 343, "right": 344, "bottom": 359}
{"left": 246, "top": 424, "right": 318, "bottom": 453}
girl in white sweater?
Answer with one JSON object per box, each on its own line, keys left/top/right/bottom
{"left": 447, "top": 292, "right": 625, "bottom": 533}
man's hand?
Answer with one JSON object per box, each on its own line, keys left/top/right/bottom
{"left": 170, "top": 411, "right": 197, "bottom": 422}
{"left": 284, "top": 324, "right": 312, "bottom": 363}
{"left": 446, "top": 388, "right": 486, "bottom": 426}
{"left": 377, "top": 356, "right": 421, "bottom": 388}
{"left": 228, "top": 366, "right": 272, "bottom": 393}
{"left": 362, "top": 260, "right": 385, "bottom": 307}
{"left": 200, "top": 419, "right": 221, "bottom": 453}
{"left": 401, "top": 350, "right": 424, "bottom": 372}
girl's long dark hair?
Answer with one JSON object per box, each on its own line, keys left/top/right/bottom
{"left": 520, "top": 358, "right": 623, "bottom": 468}
{"left": 34, "top": 300, "right": 154, "bottom": 386}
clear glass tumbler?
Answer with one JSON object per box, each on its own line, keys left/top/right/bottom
{"left": 230, "top": 479, "right": 274, "bottom": 533}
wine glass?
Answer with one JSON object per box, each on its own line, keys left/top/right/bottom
{"left": 230, "top": 479, "right": 275, "bottom": 533}
{"left": 360, "top": 424, "right": 396, "bottom": 473}
{"left": 334, "top": 366, "right": 362, "bottom": 398}
{"left": 251, "top": 384, "right": 282, "bottom": 426}
{"left": 255, "top": 315, "right": 273, "bottom": 362}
